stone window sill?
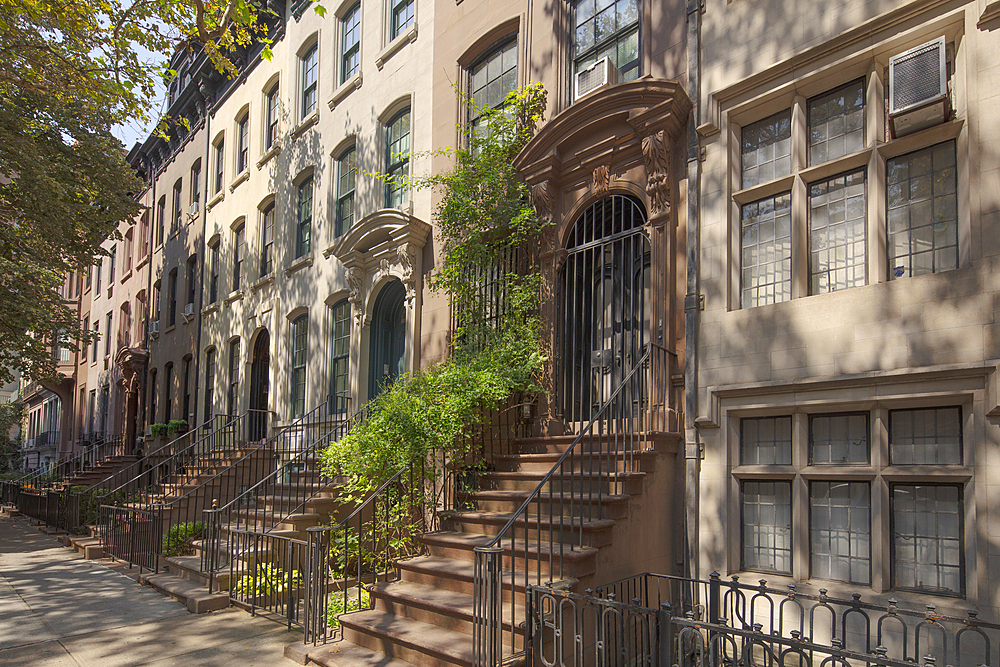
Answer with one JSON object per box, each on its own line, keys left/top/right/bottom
{"left": 329, "top": 72, "right": 362, "bottom": 110}
{"left": 376, "top": 24, "right": 417, "bottom": 70}
{"left": 229, "top": 170, "right": 250, "bottom": 193}
{"left": 207, "top": 191, "right": 225, "bottom": 212}
{"left": 257, "top": 143, "right": 281, "bottom": 170}
{"left": 285, "top": 253, "right": 314, "bottom": 277}
{"left": 291, "top": 111, "right": 319, "bottom": 141}
{"left": 203, "top": 302, "right": 220, "bottom": 315}
{"left": 252, "top": 274, "right": 275, "bottom": 290}
{"left": 226, "top": 289, "right": 244, "bottom": 304}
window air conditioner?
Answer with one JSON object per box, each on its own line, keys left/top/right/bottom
{"left": 183, "top": 303, "right": 195, "bottom": 320}
{"left": 149, "top": 320, "right": 159, "bottom": 338}
{"left": 187, "top": 202, "right": 200, "bottom": 220}
{"left": 575, "top": 57, "right": 620, "bottom": 101}
{"left": 888, "top": 36, "right": 949, "bottom": 138}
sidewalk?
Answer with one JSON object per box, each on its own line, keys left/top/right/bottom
{"left": 0, "top": 515, "right": 301, "bottom": 667}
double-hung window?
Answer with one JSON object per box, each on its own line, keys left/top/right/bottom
{"left": 301, "top": 45, "right": 318, "bottom": 119}
{"left": 228, "top": 339, "right": 240, "bottom": 416}
{"left": 291, "top": 315, "right": 308, "bottom": 418}
{"left": 237, "top": 114, "right": 249, "bottom": 173}
{"left": 385, "top": 109, "right": 410, "bottom": 208}
{"left": 296, "top": 177, "right": 313, "bottom": 257}
{"left": 336, "top": 148, "right": 356, "bottom": 236}
{"left": 390, "top": 0, "right": 414, "bottom": 40}
{"left": 167, "top": 268, "right": 177, "bottom": 326}
{"left": 214, "top": 139, "right": 225, "bottom": 194}
{"left": 233, "top": 224, "right": 245, "bottom": 291}
{"left": 736, "top": 71, "right": 958, "bottom": 309}
{"left": 260, "top": 203, "right": 275, "bottom": 277}
{"left": 265, "top": 84, "right": 279, "bottom": 150}
{"left": 204, "top": 348, "right": 216, "bottom": 421}
{"left": 330, "top": 300, "right": 350, "bottom": 412}
{"left": 572, "top": 0, "right": 639, "bottom": 83}
{"left": 156, "top": 196, "right": 166, "bottom": 245}
{"left": 172, "top": 179, "right": 183, "bottom": 232}
{"left": 469, "top": 38, "right": 517, "bottom": 139}
{"left": 736, "top": 406, "right": 966, "bottom": 597}
{"left": 341, "top": 3, "right": 361, "bottom": 83}
{"left": 209, "top": 241, "right": 220, "bottom": 303}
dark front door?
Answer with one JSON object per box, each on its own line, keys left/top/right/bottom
{"left": 249, "top": 330, "right": 270, "bottom": 440}
{"left": 369, "top": 279, "right": 407, "bottom": 400}
{"left": 559, "top": 195, "right": 650, "bottom": 425}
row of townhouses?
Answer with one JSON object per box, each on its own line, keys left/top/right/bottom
{"left": 16, "top": 0, "right": 1000, "bottom": 660}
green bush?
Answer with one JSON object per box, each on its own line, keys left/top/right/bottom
{"left": 162, "top": 521, "right": 204, "bottom": 556}
{"left": 166, "top": 420, "right": 188, "bottom": 436}
{"left": 149, "top": 423, "right": 168, "bottom": 439}
{"left": 326, "top": 586, "right": 370, "bottom": 627}
{"left": 234, "top": 563, "right": 302, "bottom": 598}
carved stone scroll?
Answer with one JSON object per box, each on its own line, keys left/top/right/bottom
{"left": 592, "top": 165, "right": 611, "bottom": 194}
{"left": 530, "top": 180, "right": 553, "bottom": 223}
{"left": 640, "top": 130, "right": 671, "bottom": 216}
{"left": 347, "top": 267, "right": 365, "bottom": 326}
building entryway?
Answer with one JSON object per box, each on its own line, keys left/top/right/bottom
{"left": 368, "top": 279, "right": 406, "bottom": 400}
{"left": 559, "top": 195, "right": 650, "bottom": 424}
{"left": 249, "top": 330, "right": 270, "bottom": 440}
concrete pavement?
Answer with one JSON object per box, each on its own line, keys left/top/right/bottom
{"left": 0, "top": 515, "right": 301, "bottom": 667}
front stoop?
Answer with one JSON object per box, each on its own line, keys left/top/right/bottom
{"left": 286, "top": 641, "right": 417, "bottom": 667}
{"left": 141, "top": 572, "right": 230, "bottom": 613}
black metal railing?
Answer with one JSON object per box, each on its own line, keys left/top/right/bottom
{"left": 228, "top": 528, "right": 308, "bottom": 630}
{"left": 101, "top": 401, "right": 335, "bottom": 573}
{"left": 528, "top": 573, "right": 1000, "bottom": 667}
{"left": 200, "top": 397, "right": 354, "bottom": 592}
{"left": 473, "top": 344, "right": 678, "bottom": 666}
{"left": 302, "top": 458, "right": 437, "bottom": 645}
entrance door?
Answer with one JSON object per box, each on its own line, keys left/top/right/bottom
{"left": 249, "top": 330, "right": 270, "bottom": 440}
{"left": 369, "top": 279, "right": 407, "bottom": 400}
{"left": 559, "top": 195, "right": 650, "bottom": 425}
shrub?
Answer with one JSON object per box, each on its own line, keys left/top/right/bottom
{"left": 234, "top": 563, "right": 302, "bottom": 598}
{"left": 162, "top": 521, "right": 204, "bottom": 556}
{"left": 166, "top": 420, "right": 188, "bottom": 436}
{"left": 149, "top": 423, "right": 168, "bottom": 438}
{"left": 326, "top": 586, "right": 370, "bottom": 627}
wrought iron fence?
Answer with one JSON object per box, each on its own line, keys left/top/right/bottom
{"left": 473, "top": 344, "right": 679, "bottom": 666}
{"left": 228, "top": 528, "right": 308, "bottom": 630}
{"left": 525, "top": 573, "right": 1000, "bottom": 667}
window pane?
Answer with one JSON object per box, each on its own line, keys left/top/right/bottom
{"left": 892, "top": 484, "right": 963, "bottom": 595}
{"left": 301, "top": 46, "right": 318, "bottom": 118}
{"left": 741, "top": 192, "right": 792, "bottom": 308}
{"left": 741, "top": 416, "right": 792, "bottom": 465}
{"left": 297, "top": 178, "right": 313, "bottom": 257}
{"left": 743, "top": 481, "right": 792, "bottom": 574}
{"left": 887, "top": 141, "right": 958, "bottom": 280}
{"left": 260, "top": 205, "right": 274, "bottom": 276}
{"left": 392, "top": 0, "right": 414, "bottom": 39}
{"left": 470, "top": 39, "right": 518, "bottom": 126}
{"left": 889, "top": 407, "right": 962, "bottom": 465}
{"left": 337, "top": 149, "right": 356, "bottom": 237}
{"left": 341, "top": 3, "right": 361, "bottom": 82}
{"left": 292, "top": 316, "right": 308, "bottom": 418}
{"left": 810, "top": 482, "right": 871, "bottom": 584}
{"left": 809, "top": 169, "right": 867, "bottom": 294}
{"left": 385, "top": 110, "right": 411, "bottom": 208}
{"left": 331, "top": 301, "right": 351, "bottom": 412}
{"left": 741, "top": 110, "right": 792, "bottom": 189}
{"left": 810, "top": 413, "right": 869, "bottom": 464}
{"left": 572, "top": 0, "right": 639, "bottom": 81}
{"left": 808, "top": 80, "right": 865, "bottom": 165}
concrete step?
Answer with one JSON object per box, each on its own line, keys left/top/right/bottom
{"left": 286, "top": 641, "right": 417, "bottom": 667}
{"left": 67, "top": 535, "right": 103, "bottom": 559}
{"left": 418, "top": 531, "right": 596, "bottom": 579}
{"left": 141, "top": 572, "right": 231, "bottom": 613}
{"left": 165, "top": 554, "right": 231, "bottom": 590}
{"left": 490, "top": 449, "right": 657, "bottom": 474}
{"left": 476, "top": 470, "right": 646, "bottom": 495}
{"left": 340, "top": 610, "right": 475, "bottom": 667}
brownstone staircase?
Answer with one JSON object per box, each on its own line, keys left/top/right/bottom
{"left": 304, "top": 430, "right": 680, "bottom": 667}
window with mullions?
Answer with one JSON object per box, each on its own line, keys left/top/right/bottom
{"left": 149, "top": 369, "right": 157, "bottom": 422}
{"left": 209, "top": 241, "right": 219, "bottom": 303}
{"left": 301, "top": 45, "right": 318, "bottom": 119}
{"left": 809, "top": 169, "right": 867, "bottom": 294}
{"left": 892, "top": 483, "right": 963, "bottom": 595}
{"left": 260, "top": 204, "right": 275, "bottom": 276}
{"left": 469, "top": 39, "right": 517, "bottom": 132}
{"left": 291, "top": 315, "right": 308, "bottom": 418}
{"left": 296, "top": 177, "right": 313, "bottom": 257}
{"left": 167, "top": 269, "right": 177, "bottom": 326}
{"left": 204, "top": 348, "right": 216, "bottom": 421}
{"left": 811, "top": 481, "right": 871, "bottom": 585}
{"left": 810, "top": 412, "right": 869, "bottom": 464}
{"left": 889, "top": 406, "right": 962, "bottom": 465}
{"left": 740, "top": 192, "right": 792, "bottom": 308}
{"left": 390, "top": 0, "right": 414, "bottom": 40}
{"left": 330, "top": 301, "right": 350, "bottom": 412}
{"left": 385, "top": 109, "right": 410, "bottom": 208}
{"left": 336, "top": 148, "right": 356, "bottom": 236}
{"left": 742, "top": 481, "right": 792, "bottom": 574}
{"left": 740, "top": 416, "right": 791, "bottom": 465}
{"left": 341, "top": 3, "right": 360, "bottom": 83}
{"left": 164, "top": 362, "right": 174, "bottom": 422}
{"left": 887, "top": 141, "right": 958, "bottom": 280}
{"left": 572, "top": 0, "right": 639, "bottom": 83}
{"left": 172, "top": 179, "right": 183, "bottom": 231}
{"left": 808, "top": 79, "right": 865, "bottom": 165}
{"left": 741, "top": 111, "right": 791, "bottom": 189}
{"left": 227, "top": 338, "right": 240, "bottom": 416}
{"left": 214, "top": 140, "right": 225, "bottom": 194}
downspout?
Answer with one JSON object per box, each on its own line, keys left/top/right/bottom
{"left": 683, "top": 0, "right": 702, "bottom": 582}
{"left": 141, "top": 160, "right": 157, "bottom": 440}
{"left": 193, "top": 108, "right": 212, "bottom": 427}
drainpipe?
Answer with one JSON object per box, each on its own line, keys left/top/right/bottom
{"left": 683, "top": 0, "right": 703, "bottom": 582}
{"left": 141, "top": 159, "right": 157, "bottom": 440}
{"left": 193, "top": 108, "right": 212, "bottom": 428}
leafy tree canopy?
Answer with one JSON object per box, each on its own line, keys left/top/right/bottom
{"left": 0, "top": 0, "right": 309, "bottom": 384}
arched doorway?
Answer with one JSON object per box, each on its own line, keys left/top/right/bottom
{"left": 369, "top": 279, "right": 407, "bottom": 400}
{"left": 559, "top": 195, "right": 650, "bottom": 424}
{"left": 249, "top": 330, "right": 270, "bottom": 440}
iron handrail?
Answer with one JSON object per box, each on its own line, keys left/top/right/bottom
{"left": 480, "top": 346, "right": 652, "bottom": 551}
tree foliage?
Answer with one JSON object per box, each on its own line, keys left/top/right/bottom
{"left": 0, "top": 0, "right": 320, "bottom": 384}
{"left": 320, "top": 84, "right": 549, "bottom": 499}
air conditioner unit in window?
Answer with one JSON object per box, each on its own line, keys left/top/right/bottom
{"left": 575, "top": 57, "right": 620, "bottom": 101}
{"left": 889, "top": 36, "right": 949, "bottom": 138}
{"left": 187, "top": 202, "right": 200, "bottom": 220}
{"left": 183, "top": 303, "right": 195, "bottom": 321}
{"left": 149, "top": 320, "right": 159, "bottom": 338}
